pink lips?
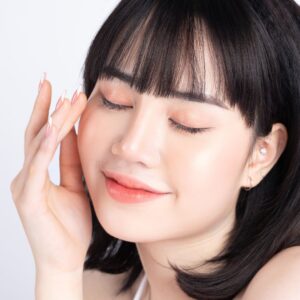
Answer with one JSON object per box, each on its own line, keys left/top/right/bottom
{"left": 102, "top": 171, "right": 170, "bottom": 204}
{"left": 103, "top": 171, "right": 167, "bottom": 193}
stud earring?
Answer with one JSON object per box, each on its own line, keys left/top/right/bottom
{"left": 259, "top": 147, "right": 267, "bottom": 155}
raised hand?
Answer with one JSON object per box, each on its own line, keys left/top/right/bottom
{"left": 10, "top": 74, "right": 92, "bottom": 276}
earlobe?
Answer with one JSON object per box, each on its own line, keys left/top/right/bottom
{"left": 258, "top": 123, "right": 288, "bottom": 170}
{"left": 241, "top": 143, "right": 271, "bottom": 191}
{"left": 241, "top": 123, "right": 288, "bottom": 190}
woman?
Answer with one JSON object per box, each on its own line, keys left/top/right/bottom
{"left": 10, "top": 0, "right": 300, "bottom": 299}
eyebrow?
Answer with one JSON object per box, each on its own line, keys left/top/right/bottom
{"left": 100, "top": 66, "right": 229, "bottom": 110}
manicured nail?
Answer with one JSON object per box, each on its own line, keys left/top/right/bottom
{"left": 55, "top": 98, "right": 63, "bottom": 111}
{"left": 45, "top": 116, "right": 53, "bottom": 138}
{"left": 61, "top": 89, "right": 67, "bottom": 101}
{"left": 71, "top": 85, "right": 82, "bottom": 104}
{"left": 38, "top": 72, "right": 47, "bottom": 93}
{"left": 55, "top": 90, "right": 67, "bottom": 110}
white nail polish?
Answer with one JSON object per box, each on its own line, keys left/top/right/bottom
{"left": 71, "top": 85, "right": 83, "bottom": 104}
{"left": 48, "top": 115, "right": 53, "bottom": 127}
{"left": 76, "top": 85, "right": 83, "bottom": 98}
{"left": 60, "top": 90, "right": 67, "bottom": 102}
{"left": 45, "top": 115, "right": 53, "bottom": 138}
{"left": 38, "top": 72, "right": 47, "bottom": 92}
{"left": 40, "top": 72, "right": 47, "bottom": 84}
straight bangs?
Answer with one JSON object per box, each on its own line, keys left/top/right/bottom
{"left": 83, "top": 0, "right": 283, "bottom": 130}
{"left": 84, "top": 0, "right": 214, "bottom": 107}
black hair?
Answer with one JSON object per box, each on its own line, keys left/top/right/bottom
{"left": 82, "top": 0, "right": 300, "bottom": 299}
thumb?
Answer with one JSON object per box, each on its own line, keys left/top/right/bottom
{"left": 59, "top": 126, "right": 84, "bottom": 192}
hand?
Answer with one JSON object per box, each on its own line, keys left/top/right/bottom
{"left": 10, "top": 75, "right": 92, "bottom": 274}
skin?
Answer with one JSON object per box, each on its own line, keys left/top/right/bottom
{"left": 11, "top": 40, "right": 288, "bottom": 300}
{"left": 241, "top": 246, "right": 300, "bottom": 299}
{"left": 77, "top": 50, "right": 288, "bottom": 299}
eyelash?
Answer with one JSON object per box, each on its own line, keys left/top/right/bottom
{"left": 100, "top": 97, "right": 209, "bottom": 135}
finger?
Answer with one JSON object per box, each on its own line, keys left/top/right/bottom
{"left": 24, "top": 89, "right": 87, "bottom": 170}
{"left": 23, "top": 94, "right": 72, "bottom": 169}
{"left": 26, "top": 118, "right": 58, "bottom": 197}
{"left": 25, "top": 76, "right": 52, "bottom": 156}
{"left": 56, "top": 90, "right": 88, "bottom": 143}
{"left": 59, "top": 126, "right": 85, "bottom": 193}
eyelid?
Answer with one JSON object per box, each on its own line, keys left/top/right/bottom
{"left": 99, "top": 97, "right": 210, "bottom": 135}
{"left": 101, "top": 97, "right": 132, "bottom": 110}
{"left": 168, "top": 119, "right": 210, "bottom": 134}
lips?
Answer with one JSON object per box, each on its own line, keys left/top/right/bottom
{"left": 102, "top": 170, "right": 170, "bottom": 194}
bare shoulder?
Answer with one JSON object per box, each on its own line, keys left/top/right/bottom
{"left": 83, "top": 269, "right": 134, "bottom": 300}
{"left": 241, "top": 246, "right": 300, "bottom": 300}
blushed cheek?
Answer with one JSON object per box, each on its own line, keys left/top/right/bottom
{"left": 77, "top": 111, "right": 111, "bottom": 191}
{"left": 171, "top": 131, "right": 250, "bottom": 221}
{"left": 78, "top": 109, "right": 95, "bottom": 167}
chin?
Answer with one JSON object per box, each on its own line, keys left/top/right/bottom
{"left": 92, "top": 203, "right": 167, "bottom": 243}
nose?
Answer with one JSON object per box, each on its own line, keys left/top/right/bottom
{"left": 111, "top": 103, "right": 162, "bottom": 167}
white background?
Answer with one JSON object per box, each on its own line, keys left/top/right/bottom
{"left": 0, "top": 1, "right": 119, "bottom": 299}
{"left": 1, "top": 0, "right": 299, "bottom": 299}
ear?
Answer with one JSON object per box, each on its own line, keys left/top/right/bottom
{"left": 241, "top": 123, "right": 288, "bottom": 190}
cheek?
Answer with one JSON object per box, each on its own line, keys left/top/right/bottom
{"left": 78, "top": 104, "right": 117, "bottom": 160}
{"left": 169, "top": 128, "right": 250, "bottom": 219}
{"left": 77, "top": 108, "right": 114, "bottom": 192}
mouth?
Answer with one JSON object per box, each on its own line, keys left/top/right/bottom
{"left": 102, "top": 170, "right": 170, "bottom": 194}
{"left": 102, "top": 170, "right": 171, "bottom": 204}
{"left": 103, "top": 175, "right": 170, "bottom": 204}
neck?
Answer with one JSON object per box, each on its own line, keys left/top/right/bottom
{"left": 135, "top": 211, "right": 235, "bottom": 300}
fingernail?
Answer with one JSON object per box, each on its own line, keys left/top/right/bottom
{"left": 55, "top": 90, "right": 67, "bottom": 111}
{"left": 38, "top": 72, "right": 47, "bottom": 93}
{"left": 45, "top": 116, "right": 53, "bottom": 138}
{"left": 55, "top": 97, "right": 63, "bottom": 111}
{"left": 71, "top": 85, "right": 82, "bottom": 104}
{"left": 61, "top": 89, "right": 67, "bottom": 101}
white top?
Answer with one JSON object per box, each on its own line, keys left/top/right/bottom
{"left": 132, "top": 272, "right": 148, "bottom": 300}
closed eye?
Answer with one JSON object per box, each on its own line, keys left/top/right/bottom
{"left": 99, "top": 97, "right": 210, "bottom": 135}
{"left": 101, "top": 97, "right": 131, "bottom": 111}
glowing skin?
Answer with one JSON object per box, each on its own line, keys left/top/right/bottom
{"left": 78, "top": 77, "right": 254, "bottom": 297}
{"left": 77, "top": 41, "right": 286, "bottom": 299}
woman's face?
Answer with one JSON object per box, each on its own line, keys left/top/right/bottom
{"left": 77, "top": 58, "right": 255, "bottom": 243}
